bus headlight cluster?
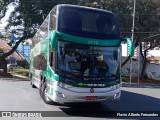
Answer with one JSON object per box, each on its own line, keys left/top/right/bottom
{"left": 58, "top": 82, "right": 73, "bottom": 89}
{"left": 110, "top": 84, "right": 121, "bottom": 90}
{"left": 55, "top": 91, "right": 65, "bottom": 98}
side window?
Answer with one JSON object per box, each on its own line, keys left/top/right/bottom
{"left": 32, "top": 33, "right": 39, "bottom": 48}
{"left": 33, "top": 54, "right": 47, "bottom": 70}
{"left": 50, "top": 51, "right": 55, "bottom": 71}
{"left": 50, "top": 7, "right": 57, "bottom": 30}
{"left": 39, "top": 16, "right": 49, "bottom": 41}
{"left": 33, "top": 56, "right": 38, "bottom": 69}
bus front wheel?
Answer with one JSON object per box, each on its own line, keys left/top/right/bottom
{"left": 41, "top": 81, "right": 54, "bottom": 105}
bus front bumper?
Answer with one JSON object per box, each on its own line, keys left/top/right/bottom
{"left": 52, "top": 84, "right": 121, "bottom": 103}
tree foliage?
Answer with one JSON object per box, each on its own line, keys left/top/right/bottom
{"left": 6, "top": 0, "right": 79, "bottom": 33}
{"left": 1, "top": 0, "right": 160, "bottom": 77}
{"left": 0, "top": 0, "right": 14, "bottom": 19}
{"left": 5, "top": 0, "right": 160, "bottom": 39}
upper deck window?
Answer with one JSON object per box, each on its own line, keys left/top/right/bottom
{"left": 58, "top": 6, "right": 120, "bottom": 39}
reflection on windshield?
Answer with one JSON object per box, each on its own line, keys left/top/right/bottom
{"left": 58, "top": 41, "right": 90, "bottom": 76}
{"left": 58, "top": 41, "right": 119, "bottom": 78}
{"left": 58, "top": 6, "right": 120, "bottom": 39}
{"left": 94, "top": 47, "right": 119, "bottom": 76}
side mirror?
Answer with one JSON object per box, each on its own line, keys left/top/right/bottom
{"left": 50, "top": 31, "right": 57, "bottom": 50}
{"left": 121, "top": 38, "right": 135, "bottom": 57}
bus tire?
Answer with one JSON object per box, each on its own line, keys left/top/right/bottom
{"left": 41, "top": 81, "right": 54, "bottom": 105}
{"left": 31, "top": 82, "right": 36, "bottom": 88}
{"left": 39, "top": 80, "right": 43, "bottom": 98}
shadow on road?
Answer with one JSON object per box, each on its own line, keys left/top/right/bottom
{"left": 59, "top": 102, "right": 115, "bottom": 118}
{"left": 58, "top": 90, "right": 160, "bottom": 119}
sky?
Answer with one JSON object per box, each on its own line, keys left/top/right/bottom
{"left": 0, "top": 3, "right": 15, "bottom": 32}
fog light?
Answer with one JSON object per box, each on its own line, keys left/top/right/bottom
{"left": 110, "top": 84, "right": 121, "bottom": 90}
{"left": 116, "top": 84, "right": 121, "bottom": 89}
{"left": 114, "top": 92, "right": 120, "bottom": 98}
{"left": 55, "top": 91, "right": 65, "bottom": 98}
{"left": 57, "top": 82, "right": 73, "bottom": 89}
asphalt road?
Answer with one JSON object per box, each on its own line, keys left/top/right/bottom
{"left": 0, "top": 77, "right": 160, "bottom": 120}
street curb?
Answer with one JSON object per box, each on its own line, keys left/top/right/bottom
{"left": 11, "top": 73, "right": 29, "bottom": 80}
{"left": 122, "top": 82, "right": 160, "bottom": 88}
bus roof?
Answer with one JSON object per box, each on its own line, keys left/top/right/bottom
{"left": 56, "top": 4, "right": 114, "bottom": 15}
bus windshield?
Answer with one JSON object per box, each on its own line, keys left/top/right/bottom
{"left": 58, "top": 6, "right": 120, "bottom": 39}
{"left": 57, "top": 41, "right": 120, "bottom": 80}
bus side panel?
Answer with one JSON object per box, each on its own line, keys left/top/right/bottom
{"left": 31, "top": 39, "right": 50, "bottom": 88}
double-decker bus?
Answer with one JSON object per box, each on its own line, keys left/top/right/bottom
{"left": 29, "top": 4, "right": 134, "bottom": 104}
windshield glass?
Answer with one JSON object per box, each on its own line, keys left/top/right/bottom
{"left": 57, "top": 41, "right": 120, "bottom": 79}
{"left": 58, "top": 6, "right": 120, "bottom": 39}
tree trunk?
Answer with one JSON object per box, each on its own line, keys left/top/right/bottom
{"left": 0, "top": 57, "right": 7, "bottom": 73}
{"left": 140, "top": 57, "right": 147, "bottom": 80}
{"left": 140, "top": 42, "right": 153, "bottom": 80}
{"left": 122, "top": 55, "right": 130, "bottom": 67}
{"left": 3, "top": 59, "right": 7, "bottom": 73}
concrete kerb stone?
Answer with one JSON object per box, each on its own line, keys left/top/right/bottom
{"left": 11, "top": 73, "right": 29, "bottom": 80}
{"left": 122, "top": 82, "right": 160, "bottom": 88}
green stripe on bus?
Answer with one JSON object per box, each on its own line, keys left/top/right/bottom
{"left": 47, "top": 66, "right": 59, "bottom": 81}
{"left": 57, "top": 32, "right": 120, "bottom": 46}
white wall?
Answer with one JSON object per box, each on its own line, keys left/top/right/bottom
{"left": 146, "top": 63, "right": 160, "bottom": 80}
{"left": 122, "top": 43, "right": 128, "bottom": 56}
{"left": 122, "top": 57, "right": 160, "bottom": 80}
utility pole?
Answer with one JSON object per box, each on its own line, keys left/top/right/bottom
{"left": 137, "top": 43, "right": 140, "bottom": 86}
{"left": 130, "top": 0, "right": 136, "bottom": 85}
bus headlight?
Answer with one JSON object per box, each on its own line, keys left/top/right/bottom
{"left": 55, "top": 91, "right": 65, "bottom": 98}
{"left": 110, "top": 84, "right": 121, "bottom": 90}
{"left": 57, "top": 82, "right": 73, "bottom": 89}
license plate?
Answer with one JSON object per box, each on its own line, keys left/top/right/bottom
{"left": 86, "top": 96, "right": 97, "bottom": 100}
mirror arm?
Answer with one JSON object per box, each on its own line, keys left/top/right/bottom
{"left": 50, "top": 30, "right": 57, "bottom": 50}
{"left": 121, "top": 38, "right": 135, "bottom": 57}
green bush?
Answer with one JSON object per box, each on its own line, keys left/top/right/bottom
{"left": 12, "top": 68, "right": 29, "bottom": 76}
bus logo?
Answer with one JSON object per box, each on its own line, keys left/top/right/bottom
{"left": 90, "top": 88, "right": 95, "bottom": 93}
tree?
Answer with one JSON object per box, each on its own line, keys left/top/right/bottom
{"left": 101, "top": 0, "right": 160, "bottom": 79}
{"left": 130, "top": 0, "right": 160, "bottom": 79}
{"left": 0, "top": 0, "right": 14, "bottom": 19}
{"left": 6, "top": 0, "right": 80, "bottom": 33}
{"left": 3, "top": 0, "right": 160, "bottom": 78}
{"left": 1, "top": 0, "right": 81, "bottom": 73}
{"left": 0, "top": 31, "right": 33, "bottom": 73}
{"left": 0, "top": 0, "right": 17, "bottom": 73}
{"left": 79, "top": 0, "right": 160, "bottom": 79}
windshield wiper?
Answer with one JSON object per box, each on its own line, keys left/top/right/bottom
{"left": 58, "top": 70, "right": 83, "bottom": 80}
{"left": 106, "top": 74, "right": 119, "bottom": 80}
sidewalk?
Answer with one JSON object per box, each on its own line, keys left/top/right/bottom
{"left": 122, "top": 76, "right": 160, "bottom": 88}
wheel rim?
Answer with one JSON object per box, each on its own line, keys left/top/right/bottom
{"left": 44, "top": 85, "right": 50, "bottom": 101}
